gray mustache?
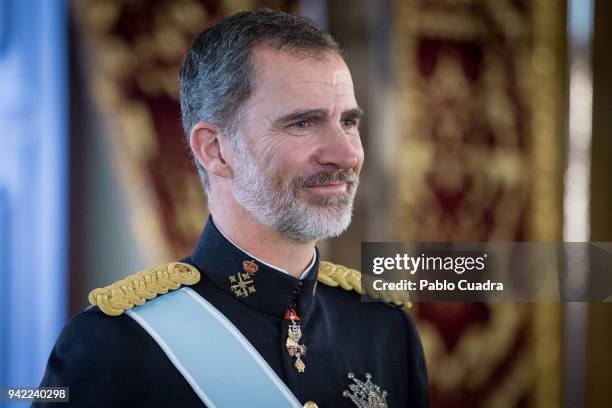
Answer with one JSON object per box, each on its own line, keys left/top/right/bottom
{"left": 298, "top": 169, "right": 359, "bottom": 188}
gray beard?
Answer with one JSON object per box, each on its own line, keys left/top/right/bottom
{"left": 231, "top": 137, "right": 359, "bottom": 242}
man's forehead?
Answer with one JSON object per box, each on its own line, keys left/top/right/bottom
{"left": 251, "top": 46, "right": 354, "bottom": 91}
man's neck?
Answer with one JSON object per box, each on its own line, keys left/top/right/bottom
{"left": 210, "top": 201, "right": 316, "bottom": 278}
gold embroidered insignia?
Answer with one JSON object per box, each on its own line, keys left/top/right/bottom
{"left": 229, "top": 260, "right": 258, "bottom": 298}
{"left": 230, "top": 272, "right": 256, "bottom": 298}
{"left": 343, "top": 372, "right": 388, "bottom": 408}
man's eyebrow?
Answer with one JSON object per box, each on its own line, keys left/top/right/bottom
{"left": 272, "top": 109, "right": 328, "bottom": 126}
{"left": 272, "top": 107, "right": 364, "bottom": 127}
{"left": 341, "top": 107, "right": 364, "bottom": 120}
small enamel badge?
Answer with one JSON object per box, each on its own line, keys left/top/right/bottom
{"left": 343, "top": 372, "right": 388, "bottom": 408}
{"left": 229, "top": 260, "right": 258, "bottom": 298}
{"left": 242, "top": 260, "right": 258, "bottom": 274}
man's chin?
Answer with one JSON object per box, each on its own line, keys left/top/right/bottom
{"left": 299, "top": 207, "right": 354, "bottom": 240}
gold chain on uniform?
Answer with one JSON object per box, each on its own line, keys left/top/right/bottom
{"left": 89, "top": 262, "right": 200, "bottom": 316}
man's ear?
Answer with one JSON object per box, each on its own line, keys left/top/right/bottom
{"left": 189, "top": 122, "right": 232, "bottom": 178}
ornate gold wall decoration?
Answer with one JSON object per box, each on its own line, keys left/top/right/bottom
{"left": 72, "top": 0, "right": 219, "bottom": 264}
{"left": 72, "top": 0, "right": 298, "bottom": 263}
{"left": 393, "top": 0, "right": 565, "bottom": 406}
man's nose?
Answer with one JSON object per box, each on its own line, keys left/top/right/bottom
{"left": 315, "top": 125, "right": 362, "bottom": 170}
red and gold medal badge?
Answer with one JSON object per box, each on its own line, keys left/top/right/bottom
{"left": 285, "top": 308, "right": 307, "bottom": 372}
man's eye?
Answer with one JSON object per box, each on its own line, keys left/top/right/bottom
{"left": 293, "top": 120, "right": 310, "bottom": 129}
{"left": 341, "top": 119, "right": 357, "bottom": 128}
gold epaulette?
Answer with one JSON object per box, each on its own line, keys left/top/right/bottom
{"left": 88, "top": 262, "right": 201, "bottom": 316}
{"left": 317, "top": 261, "right": 412, "bottom": 311}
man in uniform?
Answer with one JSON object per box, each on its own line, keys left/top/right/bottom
{"left": 36, "top": 9, "right": 428, "bottom": 407}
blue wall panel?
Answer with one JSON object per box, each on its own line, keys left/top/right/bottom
{"left": 0, "top": 189, "right": 10, "bottom": 387}
{"left": 0, "top": 0, "right": 68, "bottom": 389}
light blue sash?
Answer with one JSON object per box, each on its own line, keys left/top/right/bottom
{"left": 126, "top": 287, "right": 302, "bottom": 408}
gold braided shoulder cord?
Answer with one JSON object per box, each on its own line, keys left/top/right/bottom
{"left": 317, "top": 261, "right": 412, "bottom": 311}
{"left": 88, "top": 262, "right": 201, "bottom": 316}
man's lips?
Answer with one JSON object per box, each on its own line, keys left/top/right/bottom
{"left": 303, "top": 181, "right": 348, "bottom": 194}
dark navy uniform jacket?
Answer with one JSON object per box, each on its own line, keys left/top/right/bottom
{"left": 35, "top": 218, "right": 428, "bottom": 407}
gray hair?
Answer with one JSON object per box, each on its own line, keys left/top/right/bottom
{"left": 179, "top": 8, "right": 341, "bottom": 196}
